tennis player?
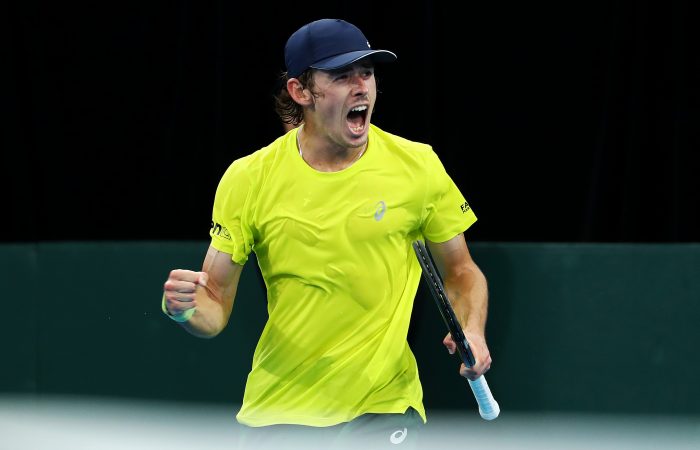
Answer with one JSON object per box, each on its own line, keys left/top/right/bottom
{"left": 162, "top": 18, "right": 492, "bottom": 449}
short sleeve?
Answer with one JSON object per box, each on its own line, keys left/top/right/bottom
{"left": 420, "top": 149, "right": 477, "bottom": 242}
{"left": 209, "top": 158, "right": 256, "bottom": 265}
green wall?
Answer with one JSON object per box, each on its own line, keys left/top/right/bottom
{"left": 2, "top": 242, "right": 699, "bottom": 415}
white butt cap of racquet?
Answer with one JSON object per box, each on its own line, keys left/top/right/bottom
{"left": 479, "top": 402, "right": 500, "bottom": 420}
{"left": 468, "top": 376, "right": 500, "bottom": 420}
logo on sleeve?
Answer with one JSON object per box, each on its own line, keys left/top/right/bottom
{"left": 460, "top": 201, "right": 471, "bottom": 214}
{"left": 210, "top": 221, "right": 231, "bottom": 240}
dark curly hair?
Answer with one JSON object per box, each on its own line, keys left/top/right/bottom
{"left": 273, "top": 70, "right": 316, "bottom": 127}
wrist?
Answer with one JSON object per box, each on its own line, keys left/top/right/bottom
{"left": 161, "top": 293, "right": 196, "bottom": 323}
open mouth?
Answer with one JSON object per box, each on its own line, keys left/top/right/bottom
{"left": 347, "top": 105, "right": 368, "bottom": 134}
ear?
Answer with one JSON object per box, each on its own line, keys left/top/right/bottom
{"left": 287, "top": 78, "right": 313, "bottom": 106}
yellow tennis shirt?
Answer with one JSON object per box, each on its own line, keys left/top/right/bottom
{"left": 209, "top": 124, "right": 477, "bottom": 427}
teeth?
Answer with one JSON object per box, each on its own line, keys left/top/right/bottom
{"left": 351, "top": 125, "right": 364, "bottom": 133}
{"left": 351, "top": 105, "right": 368, "bottom": 112}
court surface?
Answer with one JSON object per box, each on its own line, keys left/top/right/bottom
{"left": 1, "top": 395, "right": 698, "bottom": 450}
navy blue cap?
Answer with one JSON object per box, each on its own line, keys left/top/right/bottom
{"left": 285, "top": 19, "right": 397, "bottom": 78}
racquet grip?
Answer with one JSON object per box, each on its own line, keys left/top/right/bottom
{"left": 467, "top": 375, "right": 500, "bottom": 420}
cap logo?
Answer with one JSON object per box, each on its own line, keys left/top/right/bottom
{"left": 366, "top": 41, "right": 371, "bottom": 48}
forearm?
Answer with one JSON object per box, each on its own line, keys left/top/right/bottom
{"left": 444, "top": 264, "right": 488, "bottom": 336}
{"left": 428, "top": 235, "right": 492, "bottom": 378}
{"left": 176, "top": 289, "right": 226, "bottom": 338}
{"left": 163, "top": 248, "right": 243, "bottom": 338}
{"left": 178, "top": 280, "right": 238, "bottom": 338}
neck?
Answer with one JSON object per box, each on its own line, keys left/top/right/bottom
{"left": 296, "top": 125, "right": 367, "bottom": 172}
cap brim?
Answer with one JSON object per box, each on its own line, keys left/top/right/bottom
{"left": 310, "top": 49, "right": 397, "bottom": 71}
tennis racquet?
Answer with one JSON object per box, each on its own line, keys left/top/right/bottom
{"left": 412, "top": 240, "right": 500, "bottom": 420}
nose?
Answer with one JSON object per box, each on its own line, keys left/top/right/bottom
{"left": 352, "top": 74, "right": 369, "bottom": 96}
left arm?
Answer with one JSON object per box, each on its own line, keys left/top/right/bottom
{"left": 427, "top": 233, "right": 492, "bottom": 380}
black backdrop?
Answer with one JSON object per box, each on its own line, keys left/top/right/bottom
{"left": 4, "top": 1, "right": 699, "bottom": 243}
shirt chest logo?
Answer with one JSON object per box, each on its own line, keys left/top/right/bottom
{"left": 374, "top": 200, "right": 387, "bottom": 221}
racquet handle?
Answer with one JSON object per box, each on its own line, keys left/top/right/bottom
{"left": 467, "top": 375, "right": 500, "bottom": 420}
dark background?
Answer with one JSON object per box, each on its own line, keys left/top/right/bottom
{"left": 3, "top": 0, "right": 699, "bottom": 243}
{"left": 3, "top": 0, "right": 700, "bottom": 423}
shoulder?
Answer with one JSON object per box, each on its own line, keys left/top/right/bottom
{"left": 218, "top": 132, "right": 294, "bottom": 188}
{"left": 370, "top": 124, "right": 441, "bottom": 166}
{"left": 370, "top": 124, "right": 431, "bottom": 152}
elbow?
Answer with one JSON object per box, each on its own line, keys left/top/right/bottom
{"left": 181, "top": 318, "right": 227, "bottom": 339}
{"left": 455, "top": 261, "right": 486, "bottom": 283}
{"left": 185, "top": 325, "right": 224, "bottom": 339}
{"left": 197, "top": 331, "right": 221, "bottom": 339}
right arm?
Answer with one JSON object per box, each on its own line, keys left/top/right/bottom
{"left": 162, "top": 245, "right": 244, "bottom": 338}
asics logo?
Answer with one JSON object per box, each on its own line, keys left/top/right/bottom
{"left": 374, "top": 201, "right": 387, "bottom": 221}
{"left": 389, "top": 427, "right": 407, "bottom": 444}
